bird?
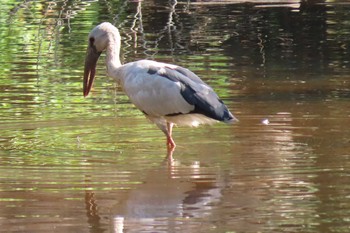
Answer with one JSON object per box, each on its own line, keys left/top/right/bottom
{"left": 83, "top": 22, "right": 238, "bottom": 150}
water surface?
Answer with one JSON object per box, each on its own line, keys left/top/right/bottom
{"left": 0, "top": 0, "right": 349, "bottom": 232}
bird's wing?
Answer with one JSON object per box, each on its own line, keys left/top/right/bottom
{"left": 120, "top": 60, "right": 234, "bottom": 122}
{"left": 120, "top": 61, "right": 195, "bottom": 117}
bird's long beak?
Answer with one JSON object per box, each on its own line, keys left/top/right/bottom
{"left": 83, "top": 46, "right": 101, "bottom": 97}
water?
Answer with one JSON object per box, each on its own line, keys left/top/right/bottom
{"left": 1, "top": 0, "right": 350, "bottom": 232}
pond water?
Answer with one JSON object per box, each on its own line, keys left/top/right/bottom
{"left": 0, "top": 0, "right": 349, "bottom": 232}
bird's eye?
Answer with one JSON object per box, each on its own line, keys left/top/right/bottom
{"left": 89, "top": 37, "right": 95, "bottom": 46}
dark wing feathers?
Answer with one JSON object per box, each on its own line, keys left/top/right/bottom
{"left": 181, "top": 84, "right": 234, "bottom": 122}
{"left": 147, "top": 65, "right": 234, "bottom": 122}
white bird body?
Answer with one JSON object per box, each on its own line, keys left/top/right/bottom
{"left": 116, "top": 61, "right": 193, "bottom": 117}
{"left": 83, "top": 22, "right": 237, "bottom": 149}
{"left": 114, "top": 60, "right": 217, "bottom": 126}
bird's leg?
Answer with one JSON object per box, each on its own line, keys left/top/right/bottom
{"left": 154, "top": 120, "right": 176, "bottom": 149}
{"left": 166, "top": 122, "right": 176, "bottom": 149}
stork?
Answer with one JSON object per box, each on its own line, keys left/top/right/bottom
{"left": 83, "top": 22, "right": 237, "bottom": 150}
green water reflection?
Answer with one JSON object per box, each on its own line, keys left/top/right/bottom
{"left": 1, "top": 0, "right": 350, "bottom": 233}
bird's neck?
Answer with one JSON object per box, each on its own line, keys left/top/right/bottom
{"left": 105, "top": 36, "right": 122, "bottom": 79}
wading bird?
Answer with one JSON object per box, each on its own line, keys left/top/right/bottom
{"left": 83, "top": 22, "right": 237, "bottom": 150}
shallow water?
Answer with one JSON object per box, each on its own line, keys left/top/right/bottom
{"left": 0, "top": 0, "right": 350, "bottom": 232}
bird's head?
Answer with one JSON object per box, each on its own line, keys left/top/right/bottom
{"left": 83, "top": 22, "right": 120, "bottom": 97}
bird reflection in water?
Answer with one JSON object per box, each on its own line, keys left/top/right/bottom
{"left": 83, "top": 151, "right": 223, "bottom": 233}
{"left": 110, "top": 157, "right": 222, "bottom": 232}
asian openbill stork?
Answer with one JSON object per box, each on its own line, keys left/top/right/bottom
{"left": 83, "top": 22, "right": 237, "bottom": 150}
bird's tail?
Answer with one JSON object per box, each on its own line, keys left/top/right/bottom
{"left": 224, "top": 112, "right": 239, "bottom": 124}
